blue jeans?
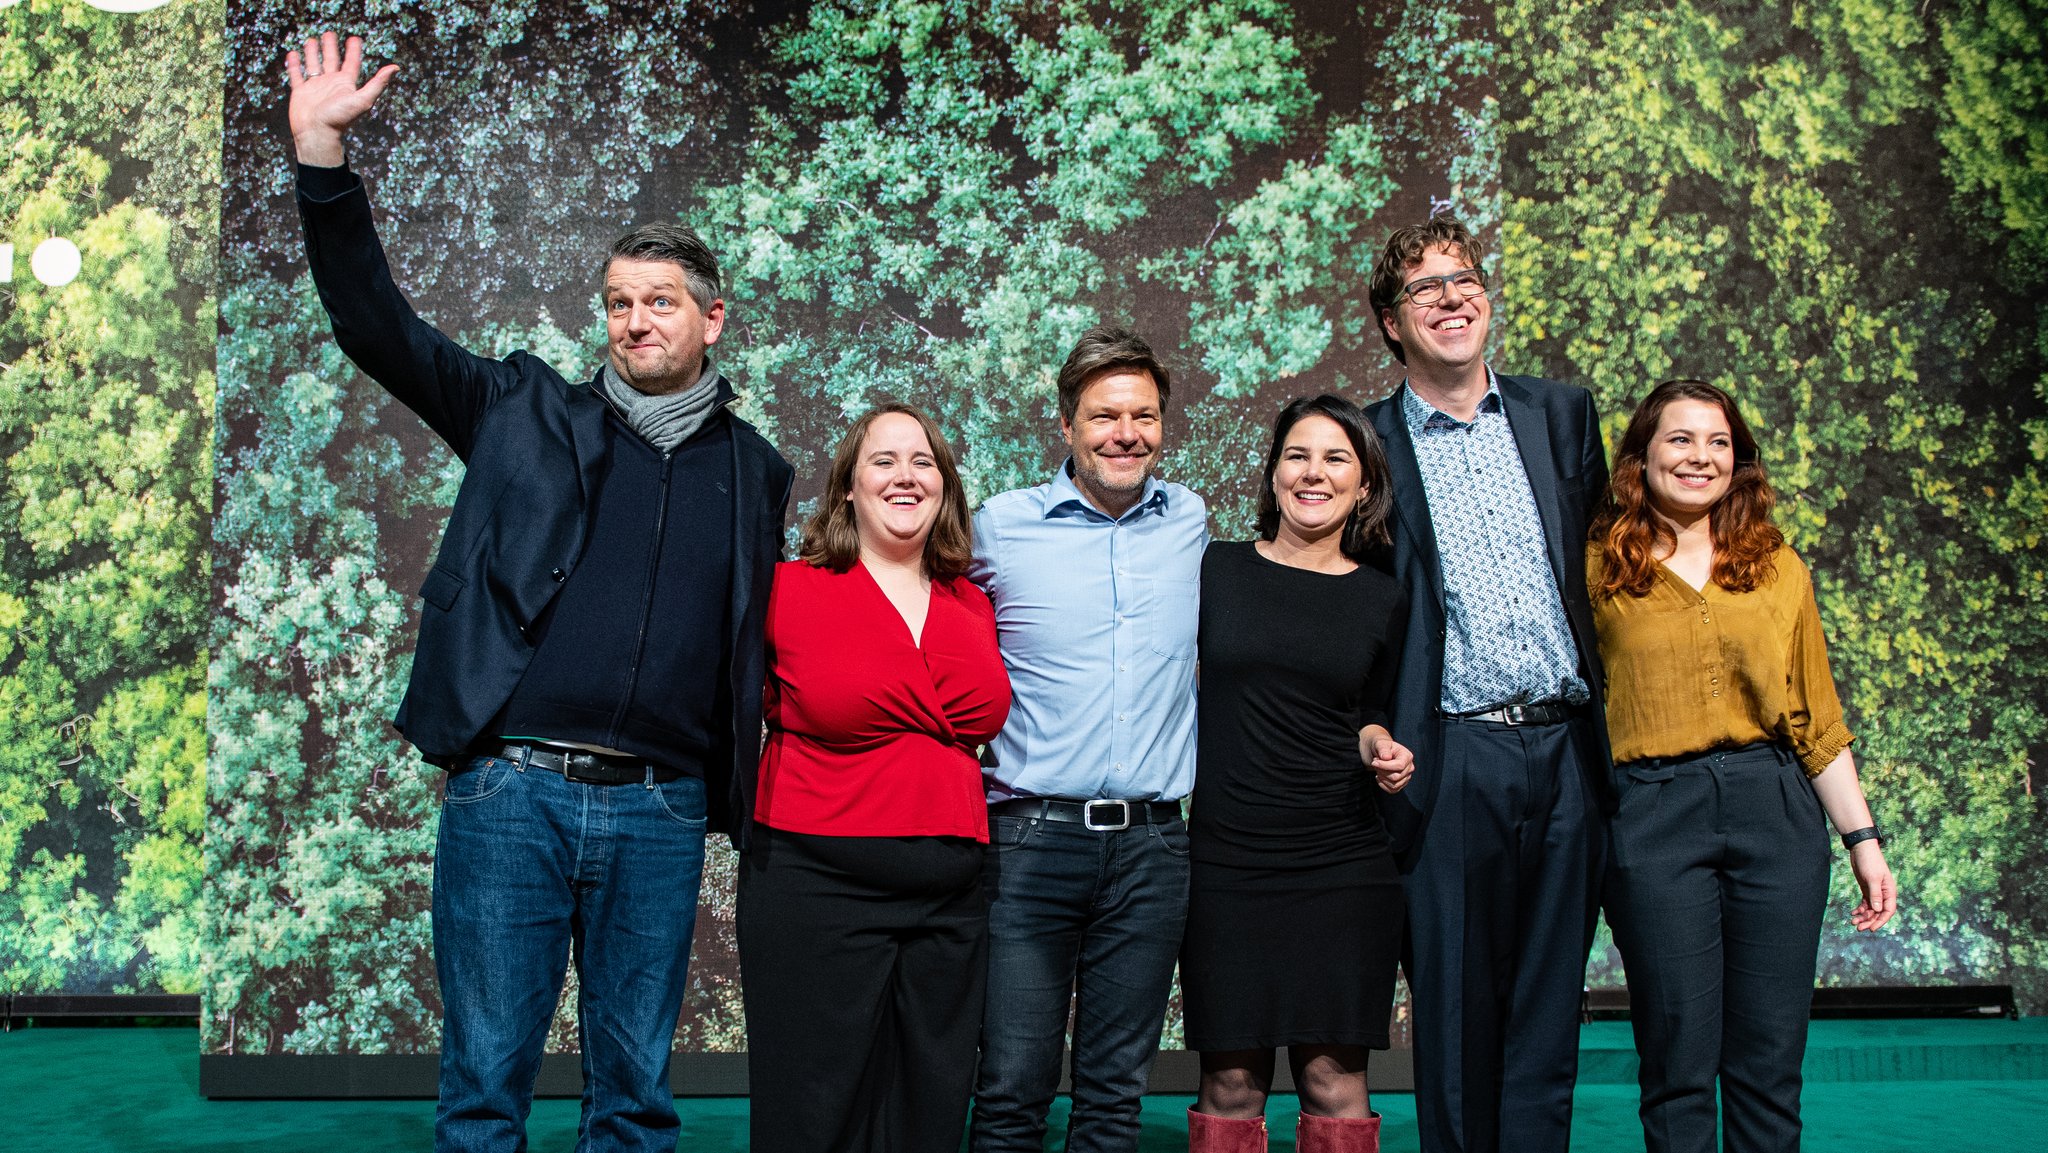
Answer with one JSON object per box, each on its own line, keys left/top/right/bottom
{"left": 970, "top": 814, "right": 1190, "bottom": 1153}
{"left": 432, "top": 753, "right": 708, "bottom": 1153}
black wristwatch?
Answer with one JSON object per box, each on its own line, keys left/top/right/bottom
{"left": 1840, "top": 826, "right": 1884, "bottom": 851}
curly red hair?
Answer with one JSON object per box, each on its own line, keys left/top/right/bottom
{"left": 1591, "top": 379, "right": 1782, "bottom": 600}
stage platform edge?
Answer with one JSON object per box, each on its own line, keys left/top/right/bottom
{"left": 197, "top": 1048, "right": 1415, "bottom": 1098}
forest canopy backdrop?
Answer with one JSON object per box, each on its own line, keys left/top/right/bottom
{"left": 0, "top": 0, "right": 2041, "bottom": 1060}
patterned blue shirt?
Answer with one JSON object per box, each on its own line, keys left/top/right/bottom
{"left": 969, "top": 464, "right": 1208, "bottom": 802}
{"left": 1402, "top": 375, "right": 1589, "bottom": 712}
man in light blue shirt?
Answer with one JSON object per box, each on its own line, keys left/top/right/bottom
{"left": 968, "top": 326, "right": 1208, "bottom": 1153}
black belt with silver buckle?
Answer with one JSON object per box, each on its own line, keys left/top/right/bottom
{"left": 1447, "top": 700, "right": 1576, "bottom": 726}
{"left": 988, "top": 797, "right": 1183, "bottom": 831}
{"left": 488, "top": 742, "right": 685, "bottom": 785}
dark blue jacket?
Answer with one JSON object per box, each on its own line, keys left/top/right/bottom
{"left": 1364, "top": 374, "right": 1612, "bottom": 866}
{"left": 298, "top": 169, "right": 793, "bottom": 841}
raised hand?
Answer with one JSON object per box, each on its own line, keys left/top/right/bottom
{"left": 285, "top": 32, "right": 398, "bottom": 167}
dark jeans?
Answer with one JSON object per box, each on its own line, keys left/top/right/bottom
{"left": 432, "top": 753, "right": 708, "bottom": 1153}
{"left": 1402, "top": 715, "right": 1603, "bottom": 1153}
{"left": 969, "top": 813, "right": 1191, "bottom": 1153}
{"left": 736, "top": 823, "right": 987, "bottom": 1153}
{"left": 1605, "top": 743, "right": 1830, "bottom": 1153}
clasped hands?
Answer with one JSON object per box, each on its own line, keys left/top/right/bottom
{"left": 1360, "top": 726, "right": 1415, "bottom": 794}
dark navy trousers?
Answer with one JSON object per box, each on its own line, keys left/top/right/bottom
{"left": 1605, "top": 742, "right": 1831, "bottom": 1153}
{"left": 1402, "top": 715, "right": 1604, "bottom": 1153}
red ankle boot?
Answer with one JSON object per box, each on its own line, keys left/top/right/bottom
{"left": 1293, "top": 1111, "right": 1380, "bottom": 1153}
{"left": 1186, "top": 1106, "right": 1268, "bottom": 1153}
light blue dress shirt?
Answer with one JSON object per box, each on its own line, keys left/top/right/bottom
{"left": 1400, "top": 375, "right": 1589, "bottom": 712}
{"left": 969, "top": 463, "right": 1209, "bottom": 803}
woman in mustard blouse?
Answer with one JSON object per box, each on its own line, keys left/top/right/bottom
{"left": 1588, "top": 379, "right": 1897, "bottom": 1153}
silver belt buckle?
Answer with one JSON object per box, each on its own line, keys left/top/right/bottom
{"left": 1083, "top": 799, "right": 1131, "bottom": 831}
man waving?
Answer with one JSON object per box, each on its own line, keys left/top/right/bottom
{"left": 284, "top": 33, "right": 791, "bottom": 1152}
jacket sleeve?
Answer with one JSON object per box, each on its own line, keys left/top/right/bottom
{"left": 296, "top": 163, "right": 516, "bottom": 461}
{"left": 774, "top": 459, "right": 795, "bottom": 551}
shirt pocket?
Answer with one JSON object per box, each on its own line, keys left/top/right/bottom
{"left": 1137, "top": 576, "right": 1199, "bottom": 662}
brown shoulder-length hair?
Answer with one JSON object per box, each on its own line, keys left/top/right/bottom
{"left": 799, "top": 402, "right": 975, "bottom": 580}
{"left": 1256, "top": 394, "right": 1394, "bottom": 558}
{"left": 1592, "top": 379, "right": 1781, "bottom": 600}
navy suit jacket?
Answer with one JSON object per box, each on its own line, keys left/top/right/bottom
{"left": 1364, "top": 374, "right": 1612, "bottom": 867}
{"left": 298, "top": 173, "right": 793, "bottom": 842}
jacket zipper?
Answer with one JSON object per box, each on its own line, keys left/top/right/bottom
{"left": 608, "top": 447, "right": 672, "bottom": 745}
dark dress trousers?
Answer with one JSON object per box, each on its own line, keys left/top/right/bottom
{"left": 297, "top": 170, "right": 793, "bottom": 841}
{"left": 739, "top": 562, "right": 1012, "bottom": 1153}
{"left": 1365, "top": 375, "right": 1611, "bottom": 1153}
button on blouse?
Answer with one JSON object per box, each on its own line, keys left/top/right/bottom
{"left": 1588, "top": 544, "right": 1853, "bottom": 776}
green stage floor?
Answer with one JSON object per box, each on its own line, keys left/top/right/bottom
{"left": 10, "top": 1020, "right": 2048, "bottom": 1151}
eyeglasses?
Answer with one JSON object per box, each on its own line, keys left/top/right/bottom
{"left": 1397, "top": 268, "right": 1488, "bottom": 308}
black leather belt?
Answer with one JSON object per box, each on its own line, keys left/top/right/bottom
{"left": 488, "top": 742, "right": 686, "bottom": 785}
{"left": 1446, "top": 699, "right": 1576, "bottom": 726}
{"left": 988, "top": 797, "right": 1183, "bottom": 831}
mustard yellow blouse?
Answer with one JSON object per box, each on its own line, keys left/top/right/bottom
{"left": 1588, "top": 544, "right": 1853, "bottom": 776}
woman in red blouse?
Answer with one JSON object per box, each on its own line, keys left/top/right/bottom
{"left": 736, "top": 402, "right": 1012, "bottom": 1153}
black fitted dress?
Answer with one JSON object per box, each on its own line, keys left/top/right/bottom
{"left": 1180, "top": 540, "right": 1409, "bottom": 1051}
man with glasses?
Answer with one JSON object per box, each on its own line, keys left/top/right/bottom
{"left": 1362, "top": 214, "right": 1610, "bottom": 1153}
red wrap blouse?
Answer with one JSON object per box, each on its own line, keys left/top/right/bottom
{"left": 755, "top": 560, "right": 1012, "bottom": 841}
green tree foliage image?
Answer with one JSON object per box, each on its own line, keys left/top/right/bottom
{"left": 1501, "top": 0, "right": 2048, "bottom": 1004}
{"left": 205, "top": 0, "right": 1494, "bottom": 1054}
{"left": 179, "top": 0, "right": 2045, "bottom": 1059}
{"left": 0, "top": 0, "right": 222, "bottom": 996}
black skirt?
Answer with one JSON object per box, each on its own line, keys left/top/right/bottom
{"left": 1179, "top": 849, "right": 1404, "bottom": 1052}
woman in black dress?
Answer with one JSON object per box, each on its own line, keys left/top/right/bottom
{"left": 1182, "top": 395, "right": 1413, "bottom": 1153}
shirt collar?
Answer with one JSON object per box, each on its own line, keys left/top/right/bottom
{"left": 1042, "top": 458, "right": 1171, "bottom": 521}
{"left": 1401, "top": 367, "right": 1502, "bottom": 434}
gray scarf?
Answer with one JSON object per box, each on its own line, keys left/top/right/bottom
{"left": 600, "top": 360, "right": 724, "bottom": 454}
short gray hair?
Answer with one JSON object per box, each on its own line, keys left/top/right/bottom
{"left": 607, "top": 223, "right": 721, "bottom": 312}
